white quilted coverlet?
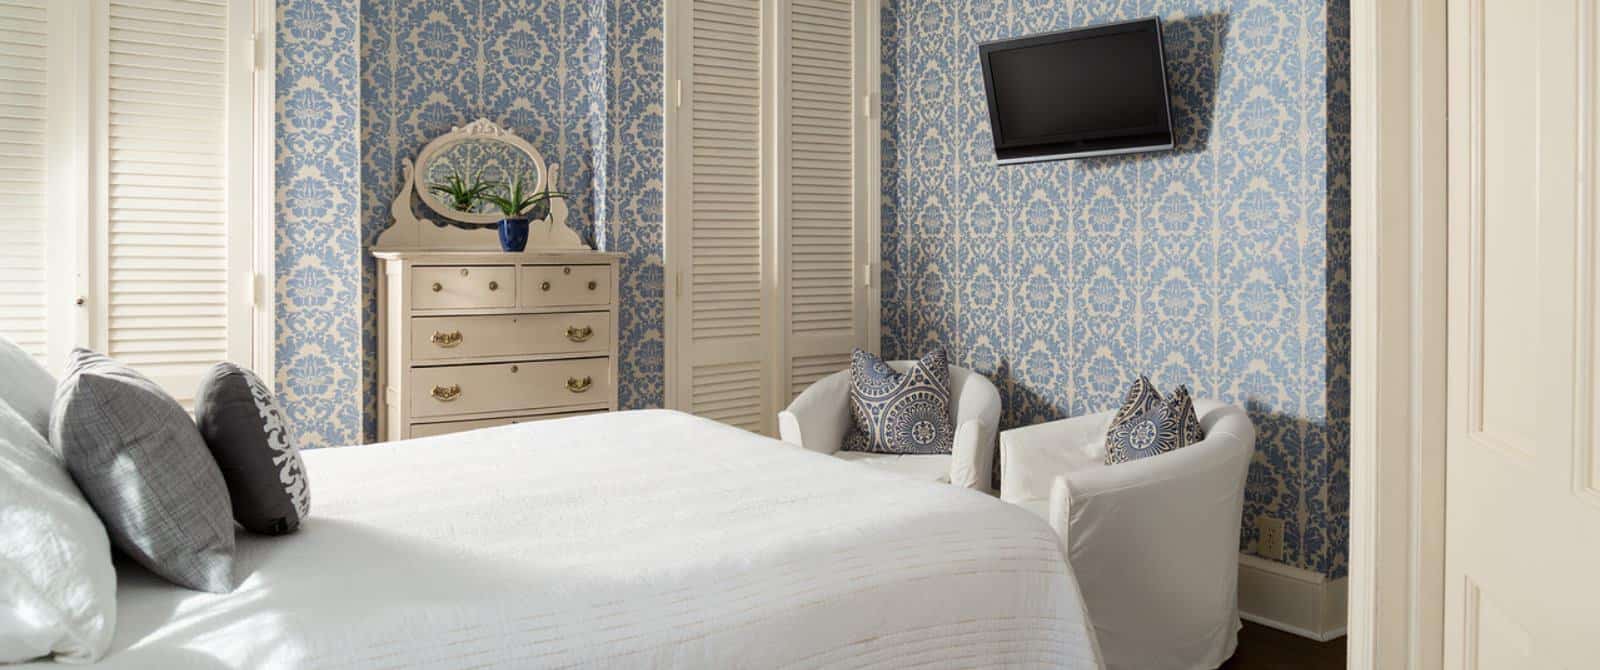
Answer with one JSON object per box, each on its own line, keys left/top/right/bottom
{"left": 48, "top": 410, "right": 1101, "bottom": 669}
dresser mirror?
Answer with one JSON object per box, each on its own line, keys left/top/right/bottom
{"left": 416, "top": 126, "right": 546, "bottom": 225}
{"left": 375, "top": 117, "right": 587, "bottom": 251}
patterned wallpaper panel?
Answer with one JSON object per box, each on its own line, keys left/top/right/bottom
{"left": 276, "top": 0, "right": 364, "bottom": 449}
{"left": 278, "top": 0, "right": 664, "bottom": 446}
{"left": 362, "top": 0, "right": 664, "bottom": 441}
{"left": 881, "top": 0, "right": 1351, "bottom": 578}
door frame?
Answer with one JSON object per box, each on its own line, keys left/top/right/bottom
{"left": 1348, "top": 0, "right": 1448, "bottom": 668}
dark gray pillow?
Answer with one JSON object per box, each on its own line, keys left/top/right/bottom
{"left": 0, "top": 334, "right": 57, "bottom": 440}
{"left": 50, "top": 349, "right": 235, "bottom": 593}
{"left": 194, "top": 362, "right": 309, "bottom": 535}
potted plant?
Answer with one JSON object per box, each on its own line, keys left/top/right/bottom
{"left": 480, "top": 176, "right": 569, "bottom": 252}
{"left": 427, "top": 170, "right": 499, "bottom": 213}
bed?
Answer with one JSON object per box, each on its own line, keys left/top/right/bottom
{"left": 31, "top": 410, "right": 1101, "bottom": 669}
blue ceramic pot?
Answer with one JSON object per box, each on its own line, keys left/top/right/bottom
{"left": 498, "top": 218, "right": 529, "bottom": 252}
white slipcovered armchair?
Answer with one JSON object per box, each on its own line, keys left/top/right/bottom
{"left": 999, "top": 400, "right": 1256, "bottom": 670}
{"left": 778, "top": 362, "right": 1002, "bottom": 491}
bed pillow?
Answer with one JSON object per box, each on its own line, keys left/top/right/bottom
{"left": 1103, "top": 377, "right": 1207, "bottom": 465}
{"left": 0, "top": 400, "right": 116, "bottom": 663}
{"left": 51, "top": 349, "right": 236, "bottom": 593}
{"left": 0, "top": 334, "right": 58, "bottom": 440}
{"left": 194, "top": 362, "right": 310, "bottom": 535}
{"left": 842, "top": 349, "right": 954, "bottom": 455}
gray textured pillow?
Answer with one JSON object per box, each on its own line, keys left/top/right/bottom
{"left": 0, "top": 334, "right": 57, "bottom": 440}
{"left": 50, "top": 348, "right": 236, "bottom": 593}
{"left": 194, "top": 362, "right": 310, "bottom": 535}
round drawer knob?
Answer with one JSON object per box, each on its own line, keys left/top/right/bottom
{"left": 587, "top": 281, "right": 597, "bottom": 291}
{"left": 563, "top": 267, "right": 572, "bottom": 275}
{"left": 510, "top": 365, "right": 519, "bottom": 373}
{"left": 540, "top": 281, "right": 551, "bottom": 291}
{"left": 459, "top": 268, "right": 469, "bottom": 277}
{"left": 431, "top": 282, "right": 443, "bottom": 292}
{"left": 488, "top": 280, "right": 499, "bottom": 291}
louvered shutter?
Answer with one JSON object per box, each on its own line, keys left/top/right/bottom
{"left": 0, "top": 0, "right": 50, "bottom": 362}
{"left": 782, "top": 0, "right": 866, "bottom": 400}
{"left": 102, "top": 0, "right": 246, "bottom": 404}
{"left": 673, "top": 0, "right": 774, "bottom": 433}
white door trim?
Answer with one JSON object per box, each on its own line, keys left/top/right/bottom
{"left": 1347, "top": 0, "right": 1448, "bottom": 668}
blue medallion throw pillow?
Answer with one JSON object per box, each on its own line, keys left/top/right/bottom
{"left": 842, "top": 349, "right": 954, "bottom": 455}
{"left": 1104, "top": 377, "right": 1207, "bottom": 465}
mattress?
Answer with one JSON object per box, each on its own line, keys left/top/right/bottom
{"left": 40, "top": 410, "right": 1101, "bottom": 669}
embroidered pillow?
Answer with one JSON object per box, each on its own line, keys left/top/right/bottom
{"left": 194, "top": 363, "right": 310, "bottom": 536}
{"left": 843, "top": 349, "right": 954, "bottom": 455}
{"left": 1104, "top": 377, "right": 1207, "bottom": 465}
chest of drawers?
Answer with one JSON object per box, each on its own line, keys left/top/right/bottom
{"left": 373, "top": 250, "right": 622, "bottom": 440}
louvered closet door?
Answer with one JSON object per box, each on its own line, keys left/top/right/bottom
{"left": 102, "top": 0, "right": 249, "bottom": 404}
{"left": 782, "top": 0, "right": 867, "bottom": 399}
{"left": 674, "top": 0, "right": 773, "bottom": 433}
{"left": 0, "top": 0, "right": 50, "bottom": 362}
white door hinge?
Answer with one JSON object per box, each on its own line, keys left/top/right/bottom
{"left": 252, "top": 32, "right": 266, "bottom": 72}
{"left": 862, "top": 264, "right": 872, "bottom": 287}
{"left": 862, "top": 94, "right": 872, "bottom": 118}
{"left": 675, "top": 79, "right": 683, "bottom": 108}
{"left": 251, "top": 272, "right": 266, "bottom": 307}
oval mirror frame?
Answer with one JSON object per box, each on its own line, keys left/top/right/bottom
{"left": 412, "top": 118, "right": 548, "bottom": 226}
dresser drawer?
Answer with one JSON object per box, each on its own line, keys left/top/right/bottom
{"left": 413, "top": 266, "right": 515, "bottom": 310}
{"left": 408, "top": 410, "right": 603, "bottom": 438}
{"left": 410, "top": 312, "right": 612, "bottom": 362}
{"left": 519, "top": 265, "right": 610, "bottom": 308}
{"left": 410, "top": 358, "right": 612, "bottom": 418}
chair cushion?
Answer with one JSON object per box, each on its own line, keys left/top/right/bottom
{"left": 834, "top": 451, "right": 951, "bottom": 483}
{"left": 1104, "top": 378, "right": 1206, "bottom": 465}
{"left": 843, "top": 349, "right": 954, "bottom": 455}
{"left": 51, "top": 348, "right": 236, "bottom": 593}
{"left": 194, "top": 362, "right": 311, "bottom": 536}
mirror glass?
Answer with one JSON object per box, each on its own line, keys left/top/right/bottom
{"left": 418, "top": 137, "right": 544, "bottom": 220}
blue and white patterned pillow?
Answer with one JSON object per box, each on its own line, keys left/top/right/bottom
{"left": 842, "top": 349, "right": 953, "bottom": 455}
{"left": 1104, "top": 377, "right": 1206, "bottom": 465}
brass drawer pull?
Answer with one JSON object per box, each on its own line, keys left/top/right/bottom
{"left": 431, "top": 384, "right": 461, "bottom": 402}
{"left": 430, "top": 330, "right": 463, "bottom": 347}
{"left": 566, "top": 325, "right": 593, "bottom": 342}
{"left": 431, "top": 282, "right": 443, "bottom": 292}
{"left": 587, "top": 280, "right": 597, "bottom": 290}
{"left": 540, "top": 281, "right": 551, "bottom": 291}
{"left": 566, "top": 376, "right": 592, "bottom": 393}
{"left": 488, "top": 280, "right": 499, "bottom": 291}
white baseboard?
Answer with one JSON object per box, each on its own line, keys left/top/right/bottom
{"left": 1237, "top": 553, "right": 1348, "bottom": 642}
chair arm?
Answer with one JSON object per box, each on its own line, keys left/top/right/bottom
{"left": 777, "top": 369, "right": 851, "bottom": 454}
{"left": 997, "top": 410, "right": 1114, "bottom": 503}
{"left": 947, "top": 419, "right": 992, "bottom": 491}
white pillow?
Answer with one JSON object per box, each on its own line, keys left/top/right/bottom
{"left": 0, "top": 336, "right": 57, "bottom": 440}
{"left": 0, "top": 401, "right": 116, "bottom": 663}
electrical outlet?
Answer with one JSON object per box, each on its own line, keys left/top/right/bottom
{"left": 1256, "top": 517, "right": 1285, "bottom": 561}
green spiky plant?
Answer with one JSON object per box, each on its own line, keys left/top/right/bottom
{"left": 480, "top": 175, "right": 569, "bottom": 219}
{"left": 428, "top": 171, "right": 500, "bottom": 213}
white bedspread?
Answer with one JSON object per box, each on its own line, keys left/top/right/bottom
{"left": 45, "top": 410, "right": 1101, "bottom": 669}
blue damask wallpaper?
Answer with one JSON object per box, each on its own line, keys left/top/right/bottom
{"left": 880, "top": 0, "right": 1351, "bottom": 578}
{"left": 275, "top": 0, "right": 667, "bottom": 444}
{"left": 276, "top": 0, "right": 364, "bottom": 449}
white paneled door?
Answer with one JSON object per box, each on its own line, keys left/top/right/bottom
{"left": 1444, "top": 0, "right": 1600, "bottom": 666}
{"left": 667, "top": 0, "right": 876, "bottom": 434}
{"left": 0, "top": 0, "right": 264, "bottom": 404}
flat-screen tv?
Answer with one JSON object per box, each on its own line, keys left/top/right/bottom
{"left": 980, "top": 17, "right": 1174, "bottom": 164}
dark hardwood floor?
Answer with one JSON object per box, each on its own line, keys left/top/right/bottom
{"left": 1218, "top": 622, "right": 1346, "bottom": 670}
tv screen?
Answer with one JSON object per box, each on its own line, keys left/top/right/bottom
{"left": 980, "top": 17, "right": 1174, "bottom": 164}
